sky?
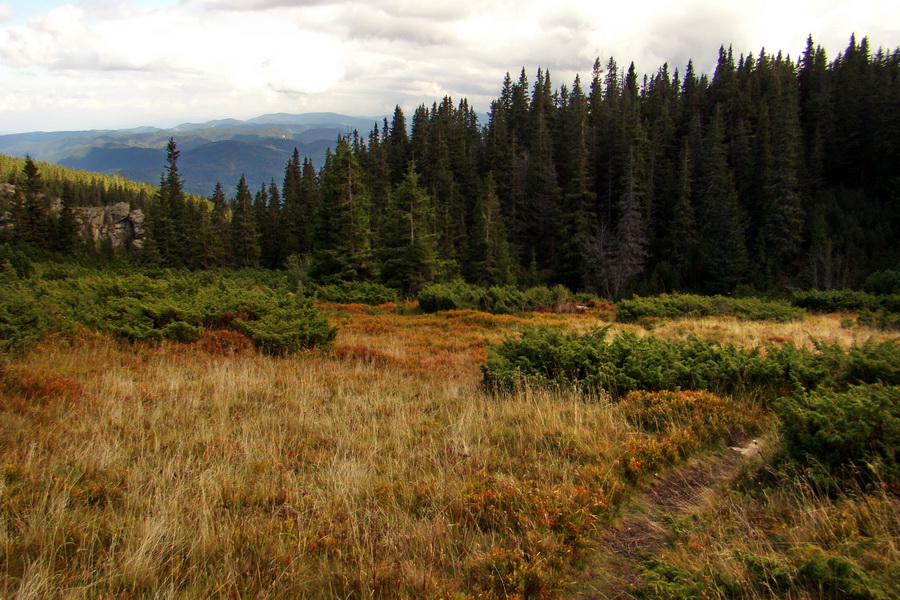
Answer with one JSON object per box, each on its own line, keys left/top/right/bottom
{"left": 0, "top": 0, "right": 898, "bottom": 134}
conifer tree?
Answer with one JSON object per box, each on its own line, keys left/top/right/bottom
{"left": 595, "top": 57, "right": 622, "bottom": 224}
{"left": 54, "top": 182, "right": 80, "bottom": 254}
{"left": 610, "top": 133, "right": 651, "bottom": 298}
{"left": 267, "top": 180, "right": 282, "bottom": 266}
{"left": 557, "top": 75, "right": 596, "bottom": 290}
{"left": 254, "top": 182, "right": 281, "bottom": 268}
{"left": 20, "top": 155, "right": 52, "bottom": 246}
{"left": 181, "top": 196, "right": 205, "bottom": 269}
{"left": 230, "top": 175, "right": 260, "bottom": 268}
{"left": 467, "top": 172, "right": 513, "bottom": 286}
{"left": 387, "top": 106, "right": 410, "bottom": 185}
{"left": 362, "top": 121, "right": 390, "bottom": 246}
{"left": 199, "top": 182, "right": 228, "bottom": 268}
{"left": 666, "top": 140, "right": 698, "bottom": 284}
{"left": 298, "top": 158, "right": 320, "bottom": 256}
{"left": 521, "top": 69, "right": 560, "bottom": 277}
{"left": 756, "top": 72, "right": 804, "bottom": 284}
{"left": 149, "top": 138, "right": 188, "bottom": 266}
{"left": 281, "top": 149, "right": 304, "bottom": 260}
{"left": 696, "top": 108, "right": 748, "bottom": 293}
{"left": 380, "top": 163, "right": 440, "bottom": 294}
{"left": 311, "top": 137, "right": 375, "bottom": 281}
{"left": 798, "top": 36, "right": 834, "bottom": 186}
{"left": 643, "top": 64, "right": 680, "bottom": 271}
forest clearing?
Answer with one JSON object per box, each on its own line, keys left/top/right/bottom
{"left": 2, "top": 275, "right": 898, "bottom": 598}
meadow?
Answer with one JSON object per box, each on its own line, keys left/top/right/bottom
{"left": 1, "top": 270, "right": 898, "bottom": 598}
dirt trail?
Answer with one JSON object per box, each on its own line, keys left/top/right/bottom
{"left": 572, "top": 442, "right": 759, "bottom": 599}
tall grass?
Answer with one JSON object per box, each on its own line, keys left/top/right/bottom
{"left": 0, "top": 301, "right": 894, "bottom": 598}
{"left": 636, "top": 458, "right": 900, "bottom": 599}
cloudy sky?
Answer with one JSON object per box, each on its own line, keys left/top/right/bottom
{"left": 0, "top": 0, "right": 898, "bottom": 134}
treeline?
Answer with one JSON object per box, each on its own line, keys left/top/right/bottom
{"left": 0, "top": 154, "right": 161, "bottom": 208}
{"left": 3, "top": 35, "right": 898, "bottom": 297}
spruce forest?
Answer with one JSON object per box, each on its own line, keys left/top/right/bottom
{"left": 3, "top": 35, "right": 899, "bottom": 297}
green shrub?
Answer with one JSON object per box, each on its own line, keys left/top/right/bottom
{"left": 862, "top": 268, "right": 900, "bottom": 295}
{"left": 237, "top": 303, "right": 336, "bottom": 355}
{"left": 0, "top": 246, "right": 35, "bottom": 279}
{"left": 521, "top": 285, "right": 574, "bottom": 311}
{"left": 855, "top": 309, "right": 900, "bottom": 331}
{"left": 418, "top": 280, "right": 482, "bottom": 312}
{"left": 483, "top": 285, "right": 524, "bottom": 314}
{"left": 844, "top": 340, "right": 900, "bottom": 386}
{"left": 780, "top": 384, "right": 900, "bottom": 490}
{"left": 617, "top": 293, "right": 804, "bottom": 324}
{"left": 0, "top": 282, "right": 53, "bottom": 354}
{"left": 482, "top": 327, "right": 782, "bottom": 399}
{"left": 637, "top": 556, "right": 740, "bottom": 599}
{"left": 0, "top": 266, "right": 337, "bottom": 354}
{"left": 482, "top": 328, "right": 897, "bottom": 400}
{"left": 796, "top": 548, "right": 892, "bottom": 599}
{"left": 418, "top": 281, "right": 577, "bottom": 314}
{"left": 638, "top": 550, "right": 892, "bottom": 600}
{"left": 790, "top": 289, "right": 883, "bottom": 313}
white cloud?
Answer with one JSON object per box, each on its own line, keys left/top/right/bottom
{"left": 1, "top": 0, "right": 899, "bottom": 133}
{"left": 0, "top": 3, "right": 14, "bottom": 23}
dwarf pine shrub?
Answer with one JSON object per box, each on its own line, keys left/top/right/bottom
{"left": 780, "top": 383, "right": 900, "bottom": 491}
{"left": 0, "top": 266, "right": 337, "bottom": 354}
{"left": 617, "top": 293, "right": 805, "bottom": 324}
{"left": 483, "top": 327, "right": 898, "bottom": 399}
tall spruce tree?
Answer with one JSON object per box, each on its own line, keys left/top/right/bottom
{"left": 380, "top": 163, "right": 440, "bottom": 294}
{"left": 756, "top": 69, "right": 804, "bottom": 285}
{"left": 387, "top": 106, "right": 410, "bottom": 185}
{"left": 20, "top": 155, "right": 52, "bottom": 247}
{"left": 467, "top": 172, "right": 513, "bottom": 286}
{"left": 149, "top": 138, "right": 188, "bottom": 267}
{"left": 696, "top": 107, "right": 748, "bottom": 293}
{"left": 557, "top": 75, "right": 597, "bottom": 290}
{"left": 312, "top": 137, "right": 375, "bottom": 281}
{"left": 521, "top": 69, "right": 561, "bottom": 278}
{"left": 54, "top": 182, "right": 80, "bottom": 254}
{"left": 281, "top": 149, "right": 304, "bottom": 260}
{"left": 609, "top": 129, "right": 651, "bottom": 298}
{"left": 664, "top": 140, "right": 698, "bottom": 287}
{"left": 230, "top": 175, "right": 260, "bottom": 268}
{"left": 198, "top": 182, "right": 228, "bottom": 268}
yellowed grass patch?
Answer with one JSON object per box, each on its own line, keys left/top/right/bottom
{"left": 0, "top": 307, "right": 880, "bottom": 598}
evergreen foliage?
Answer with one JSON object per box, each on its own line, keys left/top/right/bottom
{"left": 0, "top": 266, "right": 336, "bottom": 355}
{"left": 482, "top": 327, "right": 899, "bottom": 399}
{"left": 3, "top": 35, "right": 899, "bottom": 297}
{"left": 378, "top": 164, "right": 441, "bottom": 294}
{"left": 311, "top": 137, "right": 375, "bottom": 282}
{"left": 781, "top": 384, "right": 900, "bottom": 491}
{"left": 229, "top": 176, "right": 261, "bottom": 269}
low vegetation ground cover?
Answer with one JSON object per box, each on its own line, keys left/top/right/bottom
{"left": 617, "top": 293, "right": 807, "bottom": 325}
{"left": 1, "top": 266, "right": 898, "bottom": 598}
{"left": 0, "top": 265, "right": 336, "bottom": 355}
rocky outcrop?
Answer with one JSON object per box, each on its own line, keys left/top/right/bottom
{"left": 75, "top": 202, "right": 146, "bottom": 250}
{"left": 0, "top": 182, "right": 145, "bottom": 250}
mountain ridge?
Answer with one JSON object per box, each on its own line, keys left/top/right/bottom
{"left": 0, "top": 112, "right": 384, "bottom": 196}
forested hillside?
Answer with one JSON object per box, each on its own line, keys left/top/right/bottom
{"left": 0, "top": 154, "right": 160, "bottom": 208}
{"left": 2, "top": 35, "right": 897, "bottom": 296}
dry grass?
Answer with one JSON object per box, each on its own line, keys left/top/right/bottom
{"left": 0, "top": 307, "right": 887, "bottom": 598}
{"left": 646, "top": 313, "right": 894, "bottom": 349}
{"left": 632, "top": 453, "right": 900, "bottom": 599}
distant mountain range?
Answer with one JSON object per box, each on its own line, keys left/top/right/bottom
{"left": 0, "top": 113, "right": 384, "bottom": 196}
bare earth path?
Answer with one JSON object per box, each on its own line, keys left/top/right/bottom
{"left": 571, "top": 442, "right": 758, "bottom": 599}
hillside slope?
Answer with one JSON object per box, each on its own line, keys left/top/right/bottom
{"left": 0, "top": 113, "right": 381, "bottom": 196}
